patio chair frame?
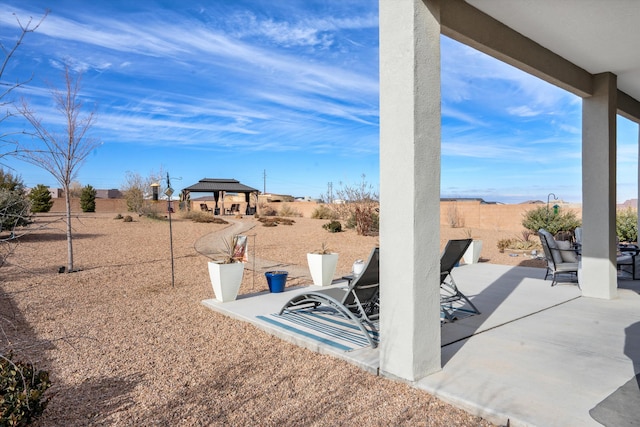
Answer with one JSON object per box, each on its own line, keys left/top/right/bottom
{"left": 538, "top": 229, "right": 580, "bottom": 287}
{"left": 440, "top": 239, "right": 481, "bottom": 322}
{"left": 279, "top": 247, "right": 379, "bottom": 348}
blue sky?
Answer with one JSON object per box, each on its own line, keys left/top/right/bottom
{"left": 0, "top": 1, "right": 638, "bottom": 204}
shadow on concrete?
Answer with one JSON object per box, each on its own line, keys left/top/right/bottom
{"left": 440, "top": 259, "right": 579, "bottom": 364}
{"left": 589, "top": 321, "right": 640, "bottom": 426}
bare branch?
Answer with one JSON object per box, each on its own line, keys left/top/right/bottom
{"left": 16, "top": 63, "right": 101, "bottom": 272}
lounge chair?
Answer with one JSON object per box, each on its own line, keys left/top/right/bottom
{"left": 440, "top": 239, "right": 481, "bottom": 322}
{"left": 279, "top": 247, "right": 380, "bottom": 348}
{"left": 538, "top": 228, "right": 580, "bottom": 286}
{"left": 225, "top": 203, "right": 240, "bottom": 215}
{"left": 200, "top": 203, "right": 213, "bottom": 214}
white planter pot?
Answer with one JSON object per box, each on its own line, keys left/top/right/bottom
{"left": 463, "top": 240, "right": 483, "bottom": 264}
{"left": 208, "top": 261, "right": 244, "bottom": 302}
{"left": 307, "top": 253, "right": 339, "bottom": 287}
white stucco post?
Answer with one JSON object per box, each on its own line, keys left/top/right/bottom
{"left": 581, "top": 72, "right": 618, "bottom": 299}
{"left": 379, "top": 0, "right": 442, "bottom": 380}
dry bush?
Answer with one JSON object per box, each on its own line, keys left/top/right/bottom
{"left": 332, "top": 175, "right": 379, "bottom": 236}
{"left": 447, "top": 204, "right": 464, "bottom": 228}
{"left": 181, "top": 211, "right": 228, "bottom": 224}
{"left": 258, "top": 217, "right": 295, "bottom": 227}
{"left": 496, "top": 237, "right": 541, "bottom": 253}
{"left": 259, "top": 203, "right": 278, "bottom": 216}
{"left": 311, "top": 205, "right": 336, "bottom": 219}
{"left": 278, "top": 204, "right": 302, "bottom": 218}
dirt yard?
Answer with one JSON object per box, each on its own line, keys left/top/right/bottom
{"left": 1, "top": 212, "right": 541, "bottom": 426}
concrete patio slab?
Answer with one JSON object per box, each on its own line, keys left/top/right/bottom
{"left": 201, "top": 262, "right": 640, "bottom": 427}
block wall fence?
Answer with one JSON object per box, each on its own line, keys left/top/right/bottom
{"left": 48, "top": 198, "right": 594, "bottom": 233}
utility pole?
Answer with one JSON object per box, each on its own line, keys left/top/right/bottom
{"left": 328, "top": 182, "right": 333, "bottom": 203}
{"left": 263, "top": 169, "right": 267, "bottom": 194}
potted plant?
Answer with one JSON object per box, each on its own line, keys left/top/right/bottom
{"left": 307, "top": 243, "right": 339, "bottom": 287}
{"left": 462, "top": 229, "right": 483, "bottom": 264}
{"left": 208, "top": 235, "right": 246, "bottom": 302}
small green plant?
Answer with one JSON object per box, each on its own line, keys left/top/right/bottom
{"left": 123, "top": 215, "right": 133, "bottom": 222}
{"left": 80, "top": 184, "right": 96, "bottom": 212}
{"left": 1, "top": 354, "right": 51, "bottom": 426}
{"left": 617, "top": 207, "right": 638, "bottom": 243}
{"left": 322, "top": 220, "right": 342, "bottom": 233}
{"left": 522, "top": 205, "right": 581, "bottom": 236}
{"left": 28, "top": 184, "right": 53, "bottom": 213}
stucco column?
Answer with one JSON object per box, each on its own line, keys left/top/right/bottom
{"left": 379, "top": 0, "right": 442, "bottom": 380}
{"left": 581, "top": 72, "right": 617, "bottom": 299}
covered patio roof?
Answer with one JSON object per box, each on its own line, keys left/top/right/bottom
{"left": 182, "top": 178, "right": 259, "bottom": 194}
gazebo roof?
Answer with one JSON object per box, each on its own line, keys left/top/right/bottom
{"left": 182, "top": 178, "right": 259, "bottom": 194}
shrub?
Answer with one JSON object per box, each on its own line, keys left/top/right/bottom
{"left": 617, "top": 207, "right": 638, "bottom": 243}
{"left": 0, "top": 170, "right": 25, "bottom": 194}
{"left": 123, "top": 187, "right": 144, "bottom": 213}
{"left": 345, "top": 210, "right": 379, "bottom": 235}
{"left": 0, "top": 190, "right": 31, "bottom": 232}
{"left": 28, "top": 184, "right": 53, "bottom": 213}
{"left": 258, "top": 217, "right": 295, "bottom": 227}
{"left": 311, "top": 205, "right": 335, "bottom": 220}
{"left": 447, "top": 203, "right": 464, "bottom": 228}
{"left": 322, "top": 220, "right": 342, "bottom": 233}
{"left": 496, "top": 237, "right": 541, "bottom": 253}
{"left": 1, "top": 354, "right": 51, "bottom": 426}
{"left": 331, "top": 175, "right": 379, "bottom": 236}
{"left": 522, "top": 205, "right": 581, "bottom": 236}
{"left": 80, "top": 184, "right": 96, "bottom": 212}
{"left": 278, "top": 204, "right": 302, "bottom": 217}
{"left": 259, "top": 203, "right": 278, "bottom": 216}
{"left": 114, "top": 214, "right": 123, "bottom": 219}
{"left": 497, "top": 239, "right": 510, "bottom": 253}
{"left": 123, "top": 215, "right": 133, "bottom": 222}
{"left": 181, "top": 211, "right": 228, "bottom": 224}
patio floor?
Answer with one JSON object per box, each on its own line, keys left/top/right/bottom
{"left": 202, "top": 262, "right": 640, "bottom": 427}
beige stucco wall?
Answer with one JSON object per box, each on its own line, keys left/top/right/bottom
{"left": 48, "top": 198, "right": 591, "bottom": 234}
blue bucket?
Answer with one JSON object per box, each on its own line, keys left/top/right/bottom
{"left": 265, "top": 271, "right": 288, "bottom": 293}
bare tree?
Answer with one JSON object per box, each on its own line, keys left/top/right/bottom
{"left": 121, "top": 169, "right": 165, "bottom": 215}
{"left": 1, "top": 11, "right": 48, "bottom": 157}
{"left": 17, "top": 65, "right": 101, "bottom": 272}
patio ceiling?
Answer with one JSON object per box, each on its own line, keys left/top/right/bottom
{"left": 457, "top": 0, "right": 640, "bottom": 121}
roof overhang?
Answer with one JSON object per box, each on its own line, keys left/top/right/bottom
{"left": 439, "top": 0, "right": 640, "bottom": 123}
{"left": 183, "top": 178, "right": 259, "bottom": 194}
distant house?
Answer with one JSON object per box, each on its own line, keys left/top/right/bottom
{"left": 95, "top": 189, "right": 122, "bottom": 199}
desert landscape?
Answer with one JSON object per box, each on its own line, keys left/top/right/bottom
{"left": 1, "top": 209, "right": 544, "bottom": 426}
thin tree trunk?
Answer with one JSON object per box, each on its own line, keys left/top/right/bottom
{"left": 65, "top": 190, "right": 73, "bottom": 272}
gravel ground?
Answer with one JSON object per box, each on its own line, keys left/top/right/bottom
{"left": 1, "top": 212, "right": 537, "bottom": 426}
